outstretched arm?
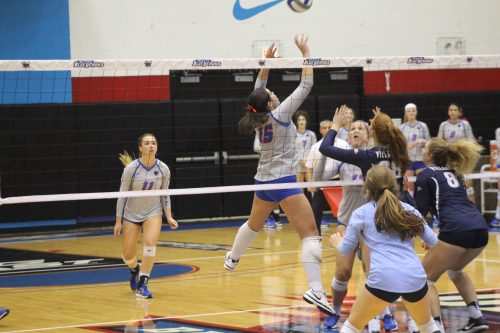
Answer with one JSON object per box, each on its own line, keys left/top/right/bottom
{"left": 255, "top": 42, "right": 277, "bottom": 89}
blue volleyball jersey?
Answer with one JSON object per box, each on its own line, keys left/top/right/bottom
{"left": 415, "top": 166, "right": 487, "bottom": 233}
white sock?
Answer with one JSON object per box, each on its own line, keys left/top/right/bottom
{"left": 340, "top": 319, "right": 361, "bottom": 333}
{"left": 434, "top": 317, "right": 445, "bottom": 333}
{"left": 467, "top": 300, "right": 483, "bottom": 319}
{"left": 302, "top": 236, "right": 323, "bottom": 292}
{"left": 417, "top": 317, "right": 440, "bottom": 333}
{"left": 273, "top": 209, "right": 280, "bottom": 214}
{"left": 230, "top": 221, "right": 258, "bottom": 260}
{"left": 495, "top": 206, "right": 500, "bottom": 219}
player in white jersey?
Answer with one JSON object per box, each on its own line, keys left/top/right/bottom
{"left": 115, "top": 133, "right": 178, "bottom": 299}
{"left": 293, "top": 110, "right": 317, "bottom": 186}
{"left": 331, "top": 165, "right": 440, "bottom": 333}
{"left": 224, "top": 36, "right": 335, "bottom": 317}
{"left": 437, "top": 103, "right": 476, "bottom": 203}
{"left": 490, "top": 127, "right": 500, "bottom": 227}
{"left": 306, "top": 119, "right": 335, "bottom": 233}
{"left": 399, "top": 103, "right": 430, "bottom": 196}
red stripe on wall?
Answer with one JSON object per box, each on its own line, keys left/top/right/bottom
{"left": 364, "top": 68, "right": 500, "bottom": 95}
{"left": 72, "top": 76, "right": 170, "bottom": 103}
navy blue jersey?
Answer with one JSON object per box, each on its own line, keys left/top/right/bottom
{"left": 319, "top": 129, "right": 403, "bottom": 181}
{"left": 415, "top": 166, "right": 487, "bottom": 233}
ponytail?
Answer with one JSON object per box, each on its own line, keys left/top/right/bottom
{"left": 427, "top": 138, "right": 482, "bottom": 176}
{"left": 363, "top": 165, "right": 424, "bottom": 241}
{"left": 119, "top": 150, "right": 134, "bottom": 167}
{"left": 238, "top": 88, "right": 271, "bottom": 134}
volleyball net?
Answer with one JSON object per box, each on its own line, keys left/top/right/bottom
{"left": 0, "top": 55, "right": 499, "bottom": 222}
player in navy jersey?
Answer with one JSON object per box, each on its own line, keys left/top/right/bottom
{"left": 416, "top": 138, "right": 489, "bottom": 333}
{"left": 115, "top": 133, "right": 178, "bottom": 299}
{"left": 223, "top": 35, "right": 335, "bottom": 316}
{"left": 320, "top": 105, "right": 412, "bottom": 199}
{"left": 330, "top": 165, "right": 440, "bottom": 333}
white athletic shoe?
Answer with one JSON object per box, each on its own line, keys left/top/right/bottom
{"left": 302, "top": 288, "right": 335, "bottom": 316}
{"left": 368, "top": 317, "right": 381, "bottom": 333}
{"left": 224, "top": 252, "right": 239, "bottom": 271}
{"left": 407, "top": 317, "right": 420, "bottom": 333}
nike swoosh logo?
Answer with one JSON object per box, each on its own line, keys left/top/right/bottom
{"left": 233, "top": 0, "right": 285, "bottom": 20}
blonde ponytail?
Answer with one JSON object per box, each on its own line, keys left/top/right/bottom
{"left": 119, "top": 150, "right": 134, "bottom": 167}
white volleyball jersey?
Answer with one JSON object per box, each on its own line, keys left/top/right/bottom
{"left": 254, "top": 74, "right": 313, "bottom": 181}
{"left": 116, "top": 159, "right": 171, "bottom": 223}
{"left": 437, "top": 120, "right": 474, "bottom": 143}
{"left": 399, "top": 121, "right": 430, "bottom": 162}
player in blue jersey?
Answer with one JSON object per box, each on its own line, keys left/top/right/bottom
{"left": 115, "top": 133, "right": 178, "bottom": 299}
{"left": 416, "top": 137, "right": 489, "bottom": 333}
{"left": 223, "top": 35, "right": 335, "bottom": 316}
{"left": 330, "top": 165, "right": 439, "bottom": 333}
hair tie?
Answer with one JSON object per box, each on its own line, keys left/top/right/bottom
{"left": 247, "top": 104, "right": 257, "bottom": 113}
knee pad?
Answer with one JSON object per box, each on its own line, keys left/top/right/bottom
{"left": 447, "top": 269, "right": 464, "bottom": 279}
{"left": 466, "top": 187, "right": 475, "bottom": 196}
{"left": 122, "top": 255, "right": 137, "bottom": 266}
{"left": 302, "top": 236, "right": 322, "bottom": 263}
{"left": 143, "top": 245, "right": 156, "bottom": 257}
{"left": 332, "top": 277, "right": 349, "bottom": 292}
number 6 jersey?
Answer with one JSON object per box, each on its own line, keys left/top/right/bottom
{"left": 116, "top": 159, "right": 171, "bottom": 223}
{"left": 415, "top": 165, "right": 487, "bottom": 233}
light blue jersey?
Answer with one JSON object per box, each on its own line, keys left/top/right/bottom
{"left": 338, "top": 201, "right": 437, "bottom": 293}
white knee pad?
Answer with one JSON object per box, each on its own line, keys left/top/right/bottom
{"left": 302, "top": 236, "right": 322, "bottom": 263}
{"left": 332, "top": 277, "right": 349, "bottom": 292}
{"left": 143, "top": 245, "right": 156, "bottom": 257}
{"left": 447, "top": 269, "right": 464, "bottom": 279}
{"left": 466, "top": 186, "right": 475, "bottom": 196}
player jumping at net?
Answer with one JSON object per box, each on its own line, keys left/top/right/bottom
{"left": 223, "top": 35, "right": 335, "bottom": 316}
{"left": 330, "top": 165, "right": 440, "bottom": 333}
{"left": 115, "top": 133, "right": 178, "bottom": 299}
{"left": 416, "top": 138, "right": 489, "bottom": 333}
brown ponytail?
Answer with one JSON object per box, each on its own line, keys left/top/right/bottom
{"left": 238, "top": 88, "right": 271, "bottom": 134}
{"left": 363, "top": 165, "right": 424, "bottom": 241}
{"left": 371, "top": 112, "right": 411, "bottom": 174}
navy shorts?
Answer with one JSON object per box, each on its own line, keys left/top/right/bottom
{"left": 409, "top": 161, "right": 426, "bottom": 171}
{"left": 438, "top": 229, "right": 489, "bottom": 249}
{"left": 365, "top": 283, "right": 428, "bottom": 304}
{"left": 255, "top": 175, "right": 302, "bottom": 203}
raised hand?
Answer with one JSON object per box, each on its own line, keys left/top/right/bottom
{"left": 264, "top": 42, "right": 278, "bottom": 58}
{"left": 331, "top": 104, "right": 351, "bottom": 131}
{"left": 330, "top": 232, "right": 344, "bottom": 249}
{"left": 294, "top": 34, "right": 310, "bottom": 57}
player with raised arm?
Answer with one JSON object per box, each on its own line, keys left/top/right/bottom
{"left": 115, "top": 133, "right": 178, "bottom": 299}
{"left": 223, "top": 35, "right": 335, "bottom": 316}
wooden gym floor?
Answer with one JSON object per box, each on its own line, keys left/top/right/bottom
{"left": 0, "top": 220, "right": 498, "bottom": 333}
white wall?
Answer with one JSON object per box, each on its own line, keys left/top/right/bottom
{"left": 69, "top": 0, "right": 500, "bottom": 59}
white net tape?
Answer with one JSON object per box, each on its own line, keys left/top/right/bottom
{"left": 0, "top": 173, "right": 498, "bottom": 206}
